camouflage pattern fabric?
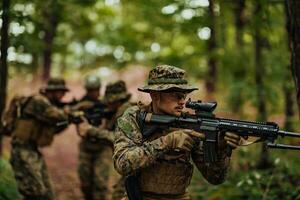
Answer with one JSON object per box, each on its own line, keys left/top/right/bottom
{"left": 11, "top": 94, "right": 68, "bottom": 147}
{"left": 111, "top": 176, "right": 126, "bottom": 200}
{"left": 110, "top": 102, "right": 133, "bottom": 200}
{"left": 10, "top": 139, "right": 55, "bottom": 200}
{"left": 138, "top": 65, "right": 198, "bottom": 93}
{"left": 113, "top": 104, "right": 230, "bottom": 200}
{"left": 78, "top": 145, "right": 113, "bottom": 200}
{"left": 42, "top": 77, "right": 69, "bottom": 91}
{"left": 120, "top": 193, "right": 190, "bottom": 200}
{"left": 9, "top": 94, "right": 68, "bottom": 200}
{"left": 78, "top": 95, "right": 132, "bottom": 200}
{"left": 21, "top": 94, "right": 67, "bottom": 125}
{"left": 103, "top": 80, "right": 131, "bottom": 104}
{"left": 77, "top": 95, "right": 112, "bottom": 200}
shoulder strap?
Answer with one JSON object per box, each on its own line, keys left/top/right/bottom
{"left": 136, "top": 110, "right": 159, "bottom": 139}
{"left": 136, "top": 110, "right": 146, "bottom": 134}
{"left": 19, "top": 96, "right": 34, "bottom": 119}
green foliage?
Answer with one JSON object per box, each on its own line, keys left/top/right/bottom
{"left": 2, "top": 1, "right": 300, "bottom": 199}
{"left": 190, "top": 147, "right": 300, "bottom": 200}
{"left": 0, "top": 156, "right": 21, "bottom": 200}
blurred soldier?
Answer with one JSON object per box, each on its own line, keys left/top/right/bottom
{"left": 9, "top": 78, "right": 69, "bottom": 200}
{"left": 74, "top": 75, "right": 106, "bottom": 126}
{"left": 78, "top": 80, "right": 132, "bottom": 200}
{"left": 113, "top": 65, "right": 243, "bottom": 200}
{"left": 77, "top": 74, "right": 106, "bottom": 200}
{"left": 105, "top": 81, "right": 133, "bottom": 200}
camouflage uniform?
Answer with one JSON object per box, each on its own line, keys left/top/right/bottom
{"left": 113, "top": 65, "right": 231, "bottom": 200}
{"left": 78, "top": 80, "right": 131, "bottom": 200}
{"left": 77, "top": 75, "right": 109, "bottom": 200}
{"left": 9, "top": 78, "right": 69, "bottom": 200}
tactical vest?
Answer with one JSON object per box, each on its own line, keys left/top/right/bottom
{"left": 11, "top": 95, "right": 59, "bottom": 147}
{"left": 139, "top": 127, "right": 193, "bottom": 195}
{"left": 128, "top": 103, "right": 193, "bottom": 196}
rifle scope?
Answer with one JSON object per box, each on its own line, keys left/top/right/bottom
{"left": 185, "top": 99, "right": 217, "bottom": 113}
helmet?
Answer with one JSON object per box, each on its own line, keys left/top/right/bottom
{"left": 84, "top": 75, "right": 101, "bottom": 90}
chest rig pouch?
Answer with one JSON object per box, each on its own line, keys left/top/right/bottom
{"left": 125, "top": 111, "right": 194, "bottom": 199}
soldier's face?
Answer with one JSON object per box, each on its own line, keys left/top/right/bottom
{"left": 151, "top": 91, "right": 187, "bottom": 116}
{"left": 107, "top": 101, "right": 121, "bottom": 111}
{"left": 53, "top": 90, "right": 66, "bottom": 100}
{"left": 87, "top": 89, "right": 100, "bottom": 100}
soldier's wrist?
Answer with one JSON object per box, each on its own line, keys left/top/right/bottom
{"left": 147, "top": 136, "right": 171, "bottom": 157}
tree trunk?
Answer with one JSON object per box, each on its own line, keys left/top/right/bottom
{"left": 286, "top": 0, "right": 300, "bottom": 117}
{"left": 254, "top": 0, "right": 271, "bottom": 169}
{"left": 205, "top": 0, "right": 218, "bottom": 95}
{"left": 32, "top": 53, "right": 41, "bottom": 83}
{"left": 283, "top": 75, "right": 295, "bottom": 131}
{"left": 235, "top": 0, "right": 246, "bottom": 48}
{"left": 283, "top": 2, "right": 296, "bottom": 131}
{"left": 0, "top": 0, "right": 10, "bottom": 156}
{"left": 42, "top": 0, "right": 59, "bottom": 81}
{"left": 231, "top": 0, "right": 246, "bottom": 114}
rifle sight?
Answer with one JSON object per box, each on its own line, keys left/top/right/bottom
{"left": 185, "top": 99, "right": 217, "bottom": 113}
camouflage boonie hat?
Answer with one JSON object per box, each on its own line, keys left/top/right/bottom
{"left": 103, "top": 80, "right": 131, "bottom": 103}
{"left": 44, "top": 78, "right": 69, "bottom": 91}
{"left": 138, "top": 65, "right": 198, "bottom": 93}
{"left": 84, "top": 75, "right": 101, "bottom": 90}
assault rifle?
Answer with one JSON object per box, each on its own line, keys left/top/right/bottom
{"left": 56, "top": 109, "right": 115, "bottom": 127}
{"left": 138, "top": 99, "right": 300, "bottom": 164}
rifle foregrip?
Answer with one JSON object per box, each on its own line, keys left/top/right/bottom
{"left": 225, "top": 146, "right": 232, "bottom": 157}
{"left": 203, "top": 141, "right": 218, "bottom": 163}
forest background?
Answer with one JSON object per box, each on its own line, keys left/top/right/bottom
{"left": 1, "top": 0, "right": 300, "bottom": 199}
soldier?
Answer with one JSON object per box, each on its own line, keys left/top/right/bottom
{"left": 80, "top": 75, "right": 104, "bottom": 109}
{"left": 77, "top": 75, "right": 106, "bottom": 200}
{"left": 77, "top": 80, "right": 132, "bottom": 200}
{"left": 9, "top": 78, "right": 69, "bottom": 200}
{"left": 113, "top": 65, "right": 243, "bottom": 200}
{"left": 105, "top": 81, "right": 133, "bottom": 200}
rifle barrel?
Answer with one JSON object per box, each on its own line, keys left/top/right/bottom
{"left": 267, "top": 143, "right": 300, "bottom": 150}
{"left": 278, "top": 130, "right": 300, "bottom": 138}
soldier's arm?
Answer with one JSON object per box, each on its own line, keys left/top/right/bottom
{"left": 113, "top": 107, "right": 168, "bottom": 176}
{"left": 85, "top": 127, "right": 114, "bottom": 143}
{"left": 191, "top": 143, "right": 230, "bottom": 185}
{"left": 24, "top": 95, "right": 67, "bottom": 124}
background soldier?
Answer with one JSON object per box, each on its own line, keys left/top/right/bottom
{"left": 76, "top": 74, "right": 107, "bottom": 200}
{"left": 104, "top": 81, "right": 133, "bottom": 200}
{"left": 113, "top": 65, "right": 242, "bottom": 200}
{"left": 9, "top": 78, "right": 69, "bottom": 200}
{"left": 77, "top": 80, "right": 132, "bottom": 200}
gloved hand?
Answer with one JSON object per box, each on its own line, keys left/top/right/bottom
{"left": 224, "top": 132, "right": 241, "bottom": 149}
{"left": 76, "top": 117, "right": 92, "bottom": 137}
{"left": 161, "top": 129, "right": 205, "bottom": 152}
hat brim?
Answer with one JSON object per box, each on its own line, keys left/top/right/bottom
{"left": 138, "top": 84, "right": 198, "bottom": 93}
{"left": 103, "top": 93, "right": 131, "bottom": 104}
{"left": 44, "top": 87, "right": 70, "bottom": 92}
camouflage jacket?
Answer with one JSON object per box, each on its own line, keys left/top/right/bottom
{"left": 23, "top": 94, "right": 67, "bottom": 124}
{"left": 81, "top": 101, "right": 133, "bottom": 149}
{"left": 12, "top": 94, "right": 68, "bottom": 146}
{"left": 113, "top": 103, "right": 231, "bottom": 186}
